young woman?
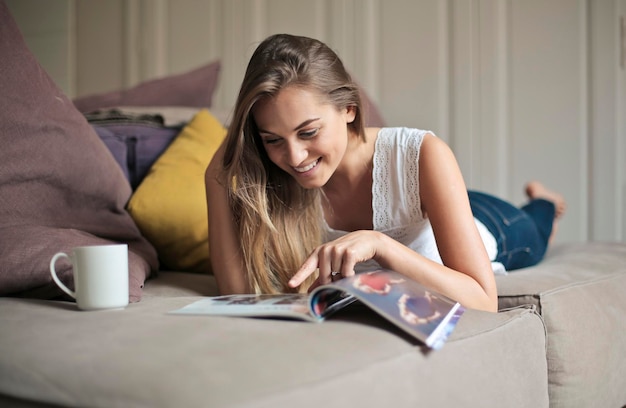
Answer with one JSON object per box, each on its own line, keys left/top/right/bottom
{"left": 205, "top": 34, "right": 566, "bottom": 312}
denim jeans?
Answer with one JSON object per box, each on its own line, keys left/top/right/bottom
{"left": 468, "top": 191, "right": 555, "bottom": 270}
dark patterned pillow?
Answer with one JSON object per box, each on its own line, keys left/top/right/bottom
{"left": 87, "top": 110, "right": 182, "bottom": 190}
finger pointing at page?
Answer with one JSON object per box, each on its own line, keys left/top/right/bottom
{"left": 289, "top": 251, "right": 319, "bottom": 288}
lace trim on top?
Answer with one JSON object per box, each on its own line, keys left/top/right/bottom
{"left": 372, "top": 127, "right": 429, "bottom": 232}
{"left": 324, "top": 127, "right": 501, "bottom": 272}
{"left": 325, "top": 127, "right": 440, "bottom": 271}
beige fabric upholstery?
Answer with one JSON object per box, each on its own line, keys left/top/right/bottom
{"left": 3, "top": 242, "right": 626, "bottom": 407}
{"left": 497, "top": 242, "right": 626, "bottom": 408}
{"left": 0, "top": 272, "right": 548, "bottom": 408}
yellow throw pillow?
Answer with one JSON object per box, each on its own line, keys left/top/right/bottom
{"left": 128, "top": 109, "right": 226, "bottom": 273}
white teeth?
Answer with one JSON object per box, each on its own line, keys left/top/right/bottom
{"left": 294, "top": 159, "right": 318, "bottom": 173}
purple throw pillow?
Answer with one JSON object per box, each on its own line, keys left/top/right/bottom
{"left": 0, "top": 1, "right": 158, "bottom": 302}
{"left": 73, "top": 61, "right": 221, "bottom": 113}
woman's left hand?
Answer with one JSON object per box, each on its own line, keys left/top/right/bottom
{"left": 288, "top": 230, "right": 383, "bottom": 290}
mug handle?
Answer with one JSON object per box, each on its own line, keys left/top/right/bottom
{"left": 49, "top": 252, "right": 76, "bottom": 299}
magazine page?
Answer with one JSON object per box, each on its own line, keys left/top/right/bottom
{"left": 170, "top": 292, "right": 353, "bottom": 322}
{"left": 428, "top": 306, "right": 465, "bottom": 351}
{"left": 310, "top": 270, "right": 465, "bottom": 350}
{"left": 170, "top": 294, "right": 318, "bottom": 321}
{"left": 170, "top": 269, "right": 465, "bottom": 349}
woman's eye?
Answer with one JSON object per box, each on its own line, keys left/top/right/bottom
{"left": 300, "top": 129, "right": 318, "bottom": 138}
{"left": 263, "top": 137, "right": 282, "bottom": 145}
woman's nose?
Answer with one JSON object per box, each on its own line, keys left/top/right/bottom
{"left": 285, "top": 140, "right": 307, "bottom": 166}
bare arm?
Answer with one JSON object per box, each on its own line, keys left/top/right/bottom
{"left": 290, "top": 134, "right": 497, "bottom": 312}
{"left": 377, "top": 134, "right": 497, "bottom": 311}
{"left": 205, "top": 143, "right": 249, "bottom": 294}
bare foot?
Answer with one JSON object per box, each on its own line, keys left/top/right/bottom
{"left": 525, "top": 181, "right": 567, "bottom": 218}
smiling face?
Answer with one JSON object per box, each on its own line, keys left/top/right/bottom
{"left": 252, "top": 86, "right": 356, "bottom": 189}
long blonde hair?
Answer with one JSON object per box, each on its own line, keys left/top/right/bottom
{"left": 221, "top": 34, "right": 365, "bottom": 293}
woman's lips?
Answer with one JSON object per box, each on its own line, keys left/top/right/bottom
{"left": 293, "top": 158, "right": 319, "bottom": 173}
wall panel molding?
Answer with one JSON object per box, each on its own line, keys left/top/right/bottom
{"left": 576, "top": 0, "right": 590, "bottom": 241}
{"left": 42, "top": 0, "right": 623, "bottom": 243}
{"left": 122, "top": 0, "right": 168, "bottom": 87}
{"left": 67, "top": 0, "right": 76, "bottom": 98}
{"left": 588, "top": 0, "right": 623, "bottom": 241}
{"left": 437, "top": 0, "right": 451, "bottom": 149}
{"left": 143, "top": 0, "right": 168, "bottom": 79}
{"left": 447, "top": 0, "right": 510, "bottom": 196}
{"left": 313, "top": 1, "right": 326, "bottom": 41}
{"left": 495, "top": 0, "right": 510, "bottom": 198}
{"left": 450, "top": 0, "right": 479, "bottom": 184}
{"left": 123, "top": 0, "right": 140, "bottom": 87}
{"left": 355, "top": 0, "right": 381, "bottom": 104}
{"left": 618, "top": 0, "right": 626, "bottom": 240}
{"left": 473, "top": 0, "right": 511, "bottom": 197}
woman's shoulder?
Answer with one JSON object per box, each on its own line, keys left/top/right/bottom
{"left": 373, "top": 127, "right": 434, "bottom": 149}
{"left": 374, "top": 126, "right": 433, "bottom": 137}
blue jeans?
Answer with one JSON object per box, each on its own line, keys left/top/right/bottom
{"left": 468, "top": 191, "right": 555, "bottom": 270}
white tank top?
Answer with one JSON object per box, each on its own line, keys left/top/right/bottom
{"left": 323, "top": 127, "right": 504, "bottom": 274}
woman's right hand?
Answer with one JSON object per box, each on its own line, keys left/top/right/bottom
{"left": 289, "top": 230, "right": 385, "bottom": 290}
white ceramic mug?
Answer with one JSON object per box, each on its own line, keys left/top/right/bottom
{"left": 49, "top": 244, "right": 129, "bottom": 311}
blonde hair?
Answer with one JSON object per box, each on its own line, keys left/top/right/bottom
{"left": 220, "top": 34, "right": 365, "bottom": 293}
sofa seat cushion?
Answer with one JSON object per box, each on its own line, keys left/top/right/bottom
{"left": 0, "top": 273, "right": 548, "bottom": 408}
{"left": 496, "top": 241, "right": 626, "bottom": 408}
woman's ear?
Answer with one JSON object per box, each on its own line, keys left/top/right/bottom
{"left": 345, "top": 106, "right": 357, "bottom": 124}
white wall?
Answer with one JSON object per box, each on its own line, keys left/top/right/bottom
{"left": 7, "top": 0, "right": 626, "bottom": 244}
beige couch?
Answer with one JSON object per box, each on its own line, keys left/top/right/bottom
{"left": 1, "top": 242, "right": 625, "bottom": 408}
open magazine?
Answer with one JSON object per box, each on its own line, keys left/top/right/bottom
{"left": 170, "top": 269, "right": 465, "bottom": 350}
